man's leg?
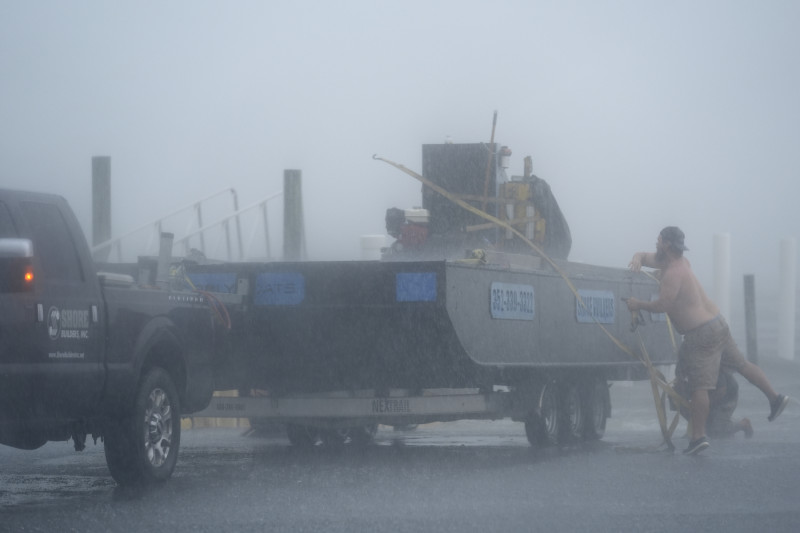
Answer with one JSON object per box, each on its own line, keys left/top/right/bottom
{"left": 684, "top": 388, "right": 711, "bottom": 454}
{"left": 738, "top": 361, "right": 778, "bottom": 402}
{"left": 720, "top": 327, "right": 789, "bottom": 420}
{"left": 680, "top": 323, "right": 723, "bottom": 454}
{"left": 739, "top": 418, "right": 754, "bottom": 438}
{"left": 690, "top": 388, "right": 710, "bottom": 441}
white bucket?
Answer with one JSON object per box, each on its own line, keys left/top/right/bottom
{"left": 360, "top": 234, "right": 389, "bottom": 260}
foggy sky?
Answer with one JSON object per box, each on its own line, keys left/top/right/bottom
{"left": 2, "top": 0, "right": 799, "bottom": 295}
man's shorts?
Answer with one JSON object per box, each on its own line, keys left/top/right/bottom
{"left": 678, "top": 315, "right": 748, "bottom": 392}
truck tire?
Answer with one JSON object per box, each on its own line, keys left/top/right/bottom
{"left": 104, "top": 367, "right": 181, "bottom": 485}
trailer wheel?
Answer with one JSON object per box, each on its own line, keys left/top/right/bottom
{"left": 582, "top": 378, "right": 609, "bottom": 440}
{"left": 350, "top": 424, "right": 378, "bottom": 446}
{"left": 286, "top": 424, "right": 319, "bottom": 447}
{"left": 559, "top": 381, "right": 584, "bottom": 443}
{"left": 319, "top": 428, "right": 352, "bottom": 447}
{"left": 524, "top": 381, "right": 559, "bottom": 447}
{"left": 104, "top": 367, "right": 181, "bottom": 485}
{"left": 524, "top": 416, "right": 540, "bottom": 447}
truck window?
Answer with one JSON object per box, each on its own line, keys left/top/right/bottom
{"left": 22, "top": 201, "right": 85, "bottom": 282}
{"left": 0, "top": 201, "right": 18, "bottom": 238}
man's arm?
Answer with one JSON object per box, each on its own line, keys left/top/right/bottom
{"left": 629, "top": 251, "right": 664, "bottom": 272}
{"left": 625, "top": 268, "right": 680, "bottom": 314}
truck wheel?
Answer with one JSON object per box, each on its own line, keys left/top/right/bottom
{"left": 524, "top": 381, "right": 559, "bottom": 447}
{"left": 559, "top": 381, "right": 584, "bottom": 443}
{"left": 104, "top": 368, "right": 181, "bottom": 485}
{"left": 582, "top": 378, "right": 609, "bottom": 440}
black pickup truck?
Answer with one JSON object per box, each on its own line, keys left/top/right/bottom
{"left": 0, "top": 188, "right": 218, "bottom": 485}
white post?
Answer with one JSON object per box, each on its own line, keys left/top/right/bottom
{"left": 91, "top": 156, "right": 112, "bottom": 262}
{"left": 713, "top": 233, "right": 731, "bottom": 321}
{"left": 778, "top": 237, "right": 797, "bottom": 360}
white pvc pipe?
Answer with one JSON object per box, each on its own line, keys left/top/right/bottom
{"left": 713, "top": 233, "right": 731, "bottom": 321}
{"left": 360, "top": 234, "right": 388, "bottom": 260}
{"left": 778, "top": 238, "right": 797, "bottom": 360}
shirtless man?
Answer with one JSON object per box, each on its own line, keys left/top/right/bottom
{"left": 625, "top": 226, "right": 789, "bottom": 455}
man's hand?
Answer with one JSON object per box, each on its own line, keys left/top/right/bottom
{"left": 629, "top": 253, "right": 644, "bottom": 272}
{"left": 622, "top": 297, "right": 646, "bottom": 331}
{"left": 623, "top": 296, "right": 643, "bottom": 312}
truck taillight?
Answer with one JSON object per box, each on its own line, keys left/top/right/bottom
{"left": 25, "top": 270, "right": 34, "bottom": 282}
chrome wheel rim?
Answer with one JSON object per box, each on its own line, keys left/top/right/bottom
{"left": 565, "top": 385, "right": 583, "bottom": 436}
{"left": 591, "top": 381, "right": 606, "bottom": 430}
{"left": 144, "top": 388, "right": 173, "bottom": 468}
{"left": 541, "top": 385, "right": 558, "bottom": 438}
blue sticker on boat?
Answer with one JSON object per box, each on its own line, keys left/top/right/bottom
{"left": 254, "top": 272, "right": 305, "bottom": 305}
{"left": 576, "top": 289, "right": 615, "bottom": 324}
{"left": 186, "top": 272, "right": 238, "bottom": 294}
{"left": 396, "top": 272, "right": 437, "bottom": 302}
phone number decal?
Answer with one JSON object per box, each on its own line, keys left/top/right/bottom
{"left": 490, "top": 282, "right": 535, "bottom": 320}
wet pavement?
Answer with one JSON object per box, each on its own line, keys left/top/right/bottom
{"left": 2, "top": 357, "right": 800, "bottom": 532}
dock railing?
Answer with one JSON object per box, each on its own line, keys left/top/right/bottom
{"left": 92, "top": 188, "right": 282, "bottom": 262}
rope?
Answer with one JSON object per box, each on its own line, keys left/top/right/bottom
{"left": 181, "top": 270, "right": 232, "bottom": 330}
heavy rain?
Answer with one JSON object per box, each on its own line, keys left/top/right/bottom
{"left": 2, "top": 1, "right": 800, "bottom": 532}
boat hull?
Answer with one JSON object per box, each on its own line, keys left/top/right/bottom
{"left": 188, "top": 259, "right": 676, "bottom": 393}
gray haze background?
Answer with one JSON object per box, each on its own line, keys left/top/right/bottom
{"left": 2, "top": 1, "right": 798, "bottom": 297}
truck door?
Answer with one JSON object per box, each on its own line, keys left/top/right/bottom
{"left": 19, "top": 200, "right": 105, "bottom": 419}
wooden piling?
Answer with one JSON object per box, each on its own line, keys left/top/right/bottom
{"left": 91, "top": 156, "right": 111, "bottom": 261}
{"left": 283, "top": 169, "right": 305, "bottom": 261}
